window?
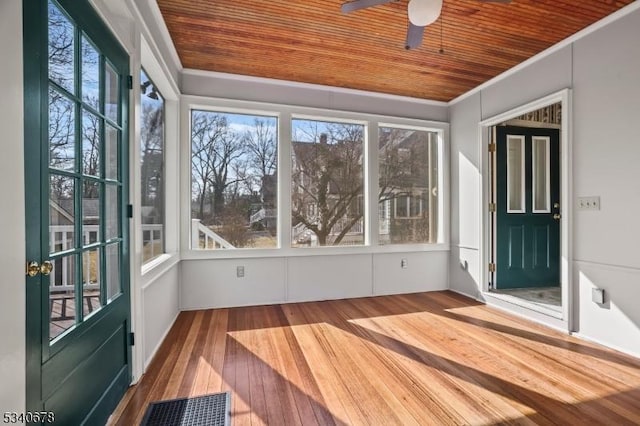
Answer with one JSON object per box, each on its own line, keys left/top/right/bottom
{"left": 190, "top": 110, "right": 278, "bottom": 249}
{"left": 378, "top": 126, "right": 439, "bottom": 244}
{"left": 140, "top": 69, "right": 165, "bottom": 262}
{"left": 291, "top": 118, "right": 365, "bottom": 247}
{"left": 186, "top": 100, "right": 446, "bottom": 253}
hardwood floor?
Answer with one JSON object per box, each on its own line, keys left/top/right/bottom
{"left": 109, "top": 291, "right": 640, "bottom": 425}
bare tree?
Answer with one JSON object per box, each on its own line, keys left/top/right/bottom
{"left": 48, "top": 90, "right": 75, "bottom": 171}
{"left": 48, "top": 4, "right": 74, "bottom": 92}
{"left": 190, "top": 112, "right": 245, "bottom": 224}
{"left": 81, "top": 108, "right": 100, "bottom": 177}
{"left": 242, "top": 118, "right": 277, "bottom": 209}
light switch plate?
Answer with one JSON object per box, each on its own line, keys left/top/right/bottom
{"left": 578, "top": 196, "right": 600, "bottom": 210}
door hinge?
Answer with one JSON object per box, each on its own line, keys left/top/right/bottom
{"left": 127, "top": 75, "right": 133, "bottom": 90}
{"left": 489, "top": 263, "right": 496, "bottom": 273}
{"left": 488, "top": 143, "right": 496, "bottom": 153}
{"left": 129, "top": 332, "right": 135, "bottom": 346}
{"left": 489, "top": 203, "right": 496, "bottom": 213}
{"left": 127, "top": 204, "right": 133, "bottom": 218}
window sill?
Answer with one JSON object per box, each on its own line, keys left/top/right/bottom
{"left": 141, "top": 253, "right": 180, "bottom": 288}
{"left": 180, "top": 243, "right": 450, "bottom": 260}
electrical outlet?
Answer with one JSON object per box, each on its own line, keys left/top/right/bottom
{"left": 578, "top": 196, "right": 600, "bottom": 211}
{"left": 400, "top": 258, "right": 408, "bottom": 269}
{"left": 236, "top": 266, "right": 245, "bottom": 278}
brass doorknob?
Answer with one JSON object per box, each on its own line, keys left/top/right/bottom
{"left": 553, "top": 213, "right": 561, "bottom": 220}
{"left": 26, "top": 261, "right": 40, "bottom": 277}
{"left": 40, "top": 260, "right": 54, "bottom": 276}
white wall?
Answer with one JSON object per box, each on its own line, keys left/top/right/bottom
{"left": 142, "top": 263, "right": 180, "bottom": 367}
{"left": 181, "top": 69, "right": 449, "bottom": 122}
{"left": 570, "top": 9, "right": 640, "bottom": 355}
{"left": 179, "top": 73, "right": 451, "bottom": 310}
{"left": 0, "top": 0, "right": 25, "bottom": 414}
{"left": 180, "top": 251, "right": 448, "bottom": 309}
{"left": 448, "top": 4, "right": 640, "bottom": 357}
{"left": 449, "top": 93, "right": 482, "bottom": 299}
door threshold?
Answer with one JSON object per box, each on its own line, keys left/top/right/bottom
{"left": 484, "top": 291, "right": 563, "bottom": 320}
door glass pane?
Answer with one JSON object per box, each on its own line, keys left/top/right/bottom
{"left": 105, "top": 124, "right": 118, "bottom": 180}
{"left": 82, "top": 248, "right": 102, "bottom": 318}
{"left": 81, "top": 35, "right": 100, "bottom": 110}
{"left": 533, "top": 137, "right": 549, "bottom": 212}
{"left": 82, "top": 109, "right": 101, "bottom": 177}
{"left": 49, "top": 88, "right": 75, "bottom": 171}
{"left": 106, "top": 243, "right": 120, "bottom": 302}
{"left": 105, "top": 62, "right": 118, "bottom": 122}
{"left": 82, "top": 181, "right": 101, "bottom": 245}
{"left": 507, "top": 136, "right": 525, "bottom": 213}
{"left": 48, "top": 0, "right": 75, "bottom": 93}
{"left": 50, "top": 175, "right": 75, "bottom": 253}
{"left": 105, "top": 184, "right": 119, "bottom": 241}
{"left": 50, "top": 254, "right": 78, "bottom": 341}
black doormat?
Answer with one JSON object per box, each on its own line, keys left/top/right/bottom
{"left": 140, "top": 392, "right": 231, "bottom": 426}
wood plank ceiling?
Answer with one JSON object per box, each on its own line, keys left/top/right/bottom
{"left": 157, "top": 0, "right": 634, "bottom": 102}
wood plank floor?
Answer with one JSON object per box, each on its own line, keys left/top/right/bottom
{"left": 109, "top": 291, "right": 640, "bottom": 425}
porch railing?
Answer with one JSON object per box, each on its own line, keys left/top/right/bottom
{"left": 49, "top": 224, "right": 163, "bottom": 293}
{"left": 191, "top": 219, "right": 235, "bottom": 250}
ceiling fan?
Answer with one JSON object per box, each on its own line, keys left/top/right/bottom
{"left": 341, "top": 0, "right": 512, "bottom": 50}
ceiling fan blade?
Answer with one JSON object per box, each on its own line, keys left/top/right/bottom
{"left": 341, "top": 0, "right": 393, "bottom": 14}
{"left": 478, "top": 0, "right": 512, "bottom": 3}
{"left": 405, "top": 23, "right": 425, "bottom": 50}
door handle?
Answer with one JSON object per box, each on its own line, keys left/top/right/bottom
{"left": 553, "top": 213, "right": 561, "bottom": 220}
{"left": 26, "top": 260, "right": 54, "bottom": 277}
{"left": 40, "top": 260, "right": 54, "bottom": 276}
{"left": 26, "top": 261, "right": 40, "bottom": 277}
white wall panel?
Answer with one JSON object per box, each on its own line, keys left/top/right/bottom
{"left": 481, "top": 46, "right": 572, "bottom": 120}
{"left": 575, "top": 262, "right": 640, "bottom": 358}
{"left": 287, "top": 255, "right": 373, "bottom": 303}
{"left": 572, "top": 10, "right": 640, "bottom": 269}
{"left": 181, "top": 258, "right": 287, "bottom": 309}
{"left": 181, "top": 252, "right": 450, "bottom": 309}
{"left": 0, "top": 0, "right": 25, "bottom": 414}
{"left": 143, "top": 264, "right": 180, "bottom": 367}
{"left": 449, "top": 247, "right": 481, "bottom": 299}
{"left": 181, "top": 70, "right": 448, "bottom": 122}
{"left": 373, "top": 252, "right": 448, "bottom": 295}
{"left": 449, "top": 93, "right": 482, "bottom": 248}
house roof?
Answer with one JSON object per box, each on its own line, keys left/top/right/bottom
{"left": 156, "top": 0, "right": 633, "bottom": 102}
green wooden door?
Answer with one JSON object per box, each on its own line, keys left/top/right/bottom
{"left": 495, "top": 126, "right": 560, "bottom": 289}
{"left": 24, "top": 1, "right": 132, "bottom": 424}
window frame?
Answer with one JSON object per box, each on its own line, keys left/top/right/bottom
{"left": 139, "top": 67, "right": 166, "bottom": 264}
{"left": 137, "top": 36, "right": 180, "bottom": 278}
{"left": 180, "top": 96, "right": 450, "bottom": 259}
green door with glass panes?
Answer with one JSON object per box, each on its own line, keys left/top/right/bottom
{"left": 495, "top": 126, "right": 560, "bottom": 289}
{"left": 24, "top": 1, "right": 131, "bottom": 424}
